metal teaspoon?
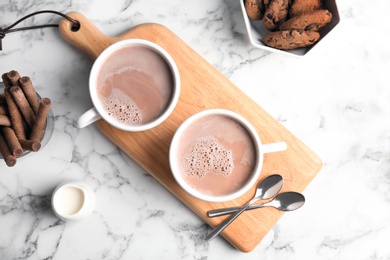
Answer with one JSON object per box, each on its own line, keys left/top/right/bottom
{"left": 207, "top": 192, "right": 305, "bottom": 218}
{"left": 205, "top": 174, "right": 284, "bottom": 241}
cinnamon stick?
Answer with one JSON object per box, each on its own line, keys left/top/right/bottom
{"left": 19, "top": 76, "right": 39, "bottom": 115}
{"left": 0, "top": 115, "right": 11, "bottom": 126}
{"left": 7, "top": 70, "right": 21, "bottom": 86}
{"left": 1, "top": 73, "right": 12, "bottom": 88}
{"left": 19, "top": 139, "right": 41, "bottom": 152}
{"left": 10, "top": 85, "right": 35, "bottom": 128}
{"left": 2, "top": 126, "right": 23, "bottom": 157}
{"left": 0, "top": 131, "right": 16, "bottom": 167}
{"left": 4, "top": 87, "right": 26, "bottom": 139}
{"left": 30, "top": 98, "right": 51, "bottom": 142}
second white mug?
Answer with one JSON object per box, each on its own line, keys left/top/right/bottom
{"left": 169, "top": 109, "right": 287, "bottom": 203}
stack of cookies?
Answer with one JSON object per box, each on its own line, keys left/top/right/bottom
{"left": 245, "top": 0, "right": 332, "bottom": 50}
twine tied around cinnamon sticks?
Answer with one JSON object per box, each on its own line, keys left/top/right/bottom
{"left": 0, "top": 70, "right": 51, "bottom": 167}
{"left": 0, "top": 10, "right": 80, "bottom": 50}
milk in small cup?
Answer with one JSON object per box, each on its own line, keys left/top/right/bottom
{"left": 51, "top": 181, "right": 95, "bottom": 221}
{"left": 170, "top": 109, "right": 287, "bottom": 202}
{"left": 77, "top": 39, "right": 180, "bottom": 131}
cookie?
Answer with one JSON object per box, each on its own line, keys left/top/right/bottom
{"left": 262, "top": 30, "right": 320, "bottom": 50}
{"left": 245, "top": 0, "right": 266, "bottom": 20}
{"left": 280, "top": 9, "right": 332, "bottom": 31}
{"left": 262, "top": 0, "right": 290, "bottom": 31}
{"left": 289, "top": 0, "right": 322, "bottom": 17}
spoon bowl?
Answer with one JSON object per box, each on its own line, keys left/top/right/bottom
{"left": 258, "top": 174, "right": 284, "bottom": 200}
{"left": 266, "top": 192, "right": 305, "bottom": 211}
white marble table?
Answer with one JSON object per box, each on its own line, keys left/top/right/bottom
{"left": 0, "top": 0, "right": 389, "bottom": 259}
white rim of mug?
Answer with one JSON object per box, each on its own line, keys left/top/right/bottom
{"left": 169, "top": 109, "right": 263, "bottom": 203}
{"left": 89, "top": 39, "right": 180, "bottom": 132}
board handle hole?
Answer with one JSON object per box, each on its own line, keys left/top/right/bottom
{"left": 71, "top": 21, "right": 81, "bottom": 32}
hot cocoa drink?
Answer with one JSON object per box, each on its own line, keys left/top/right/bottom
{"left": 96, "top": 45, "right": 173, "bottom": 126}
{"left": 177, "top": 114, "right": 257, "bottom": 196}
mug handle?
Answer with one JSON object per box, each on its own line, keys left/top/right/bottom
{"left": 77, "top": 107, "right": 102, "bottom": 128}
{"left": 262, "top": 142, "right": 287, "bottom": 154}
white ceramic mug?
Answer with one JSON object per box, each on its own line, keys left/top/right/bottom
{"left": 169, "top": 109, "right": 287, "bottom": 202}
{"left": 77, "top": 39, "right": 180, "bottom": 132}
{"left": 51, "top": 181, "right": 96, "bottom": 221}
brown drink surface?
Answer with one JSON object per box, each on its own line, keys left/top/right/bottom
{"left": 96, "top": 45, "right": 173, "bottom": 125}
{"left": 178, "top": 115, "right": 257, "bottom": 196}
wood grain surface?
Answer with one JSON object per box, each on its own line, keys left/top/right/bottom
{"left": 59, "top": 12, "right": 322, "bottom": 252}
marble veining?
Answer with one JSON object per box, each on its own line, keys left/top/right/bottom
{"left": 1, "top": 0, "right": 390, "bottom": 259}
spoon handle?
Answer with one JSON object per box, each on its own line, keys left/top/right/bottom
{"left": 206, "top": 198, "right": 257, "bottom": 241}
{"left": 208, "top": 204, "right": 266, "bottom": 218}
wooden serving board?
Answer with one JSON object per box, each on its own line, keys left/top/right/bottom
{"left": 59, "top": 12, "right": 322, "bottom": 252}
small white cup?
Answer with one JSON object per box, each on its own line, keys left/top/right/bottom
{"left": 77, "top": 39, "right": 180, "bottom": 132}
{"left": 51, "top": 181, "right": 96, "bottom": 221}
{"left": 169, "top": 109, "right": 287, "bottom": 202}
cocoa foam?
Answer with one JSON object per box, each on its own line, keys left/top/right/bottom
{"left": 99, "top": 88, "right": 141, "bottom": 125}
{"left": 183, "top": 137, "right": 234, "bottom": 178}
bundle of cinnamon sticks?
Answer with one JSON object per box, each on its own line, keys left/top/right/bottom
{"left": 0, "top": 70, "right": 51, "bottom": 167}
